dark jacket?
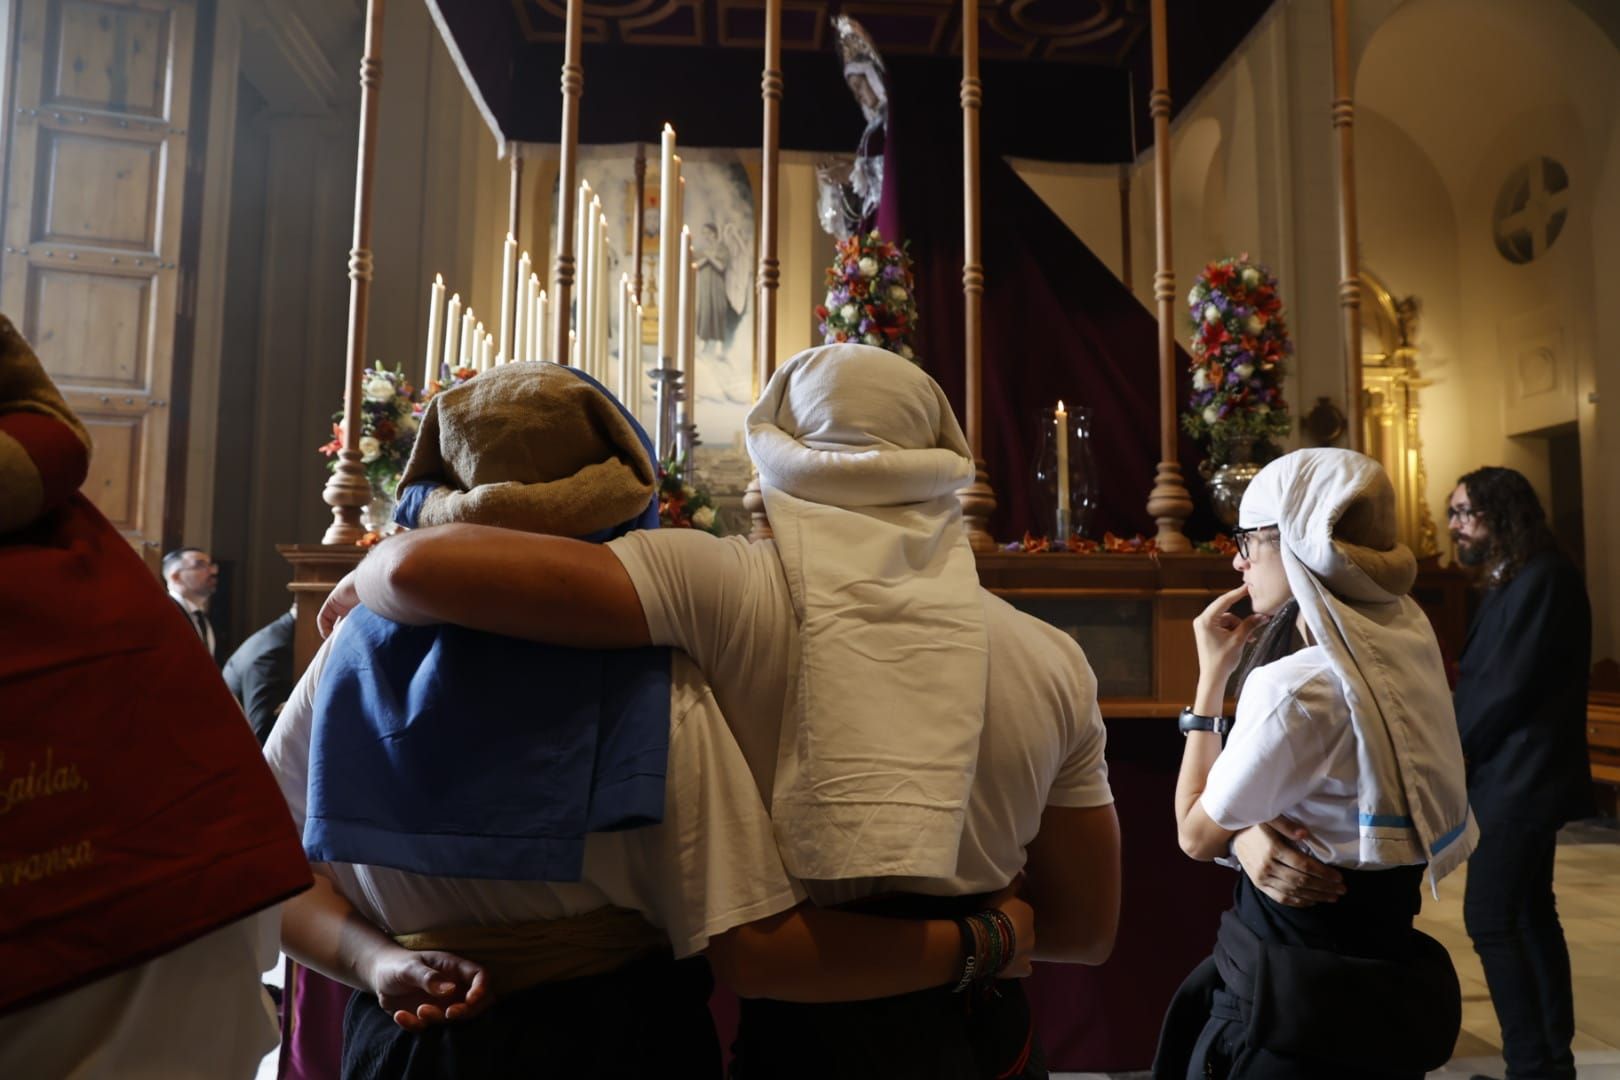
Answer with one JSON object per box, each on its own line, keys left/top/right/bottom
{"left": 1453, "top": 550, "right": 1595, "bottom": 828}
{"left": 222, "top": 611, "right": 296, "bottom": 745}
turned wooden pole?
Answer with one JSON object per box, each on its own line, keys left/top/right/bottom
{"left": 1332, "top": 0, "right": 1365, "bottom": 451}
{"left": 958, "top": 0, "right": 996, "bottom": 552}
{"left": 745, "top": 0, "right": 782, "bottom": 541}
{"left": 550, "top": 0, "right": 583, "bottom": 365}
{"left": 321, "top": 0, "right": 385, "bottom": 545}
{"left": 1145, "top": 0, "right": 1192, "bottom": 552}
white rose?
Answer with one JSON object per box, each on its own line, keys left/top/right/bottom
{"left": 363, "top": 376, "right": 395, "bottom": 402}
{"left": 691, "top": 505, "right": 716, "bottom": 530}
{"left": 359, "top": 435, "right": 382, "bottom": 462}
{"left": 1188, "top": 285, "right": 1206, "bottom": 306}
{"left": 858, "top": 256, "right": 879, "bottom": 278}
{"left": 1192, "top": 369, "right": 1209, "bottom": 391}
{"left": 840, "top": 303, "right": 857, "bottom": 321}
{"left": 1244, "top": 315, "right": 1263, "bottom": 335}
{"left": 682, "top": 484, "right": 697, "bottom": 500}
{"left": 864, "top": 333, "right": 882, "bottom": 346}
{"left": 1203, "top": 304, "right": 1220, "bottom": 324}
{"left": 1235, "top": 363, "right": 1255, "bottom": 378}
{"left": 899, "top": 344, "right": 915, "bottom": 360}
{"left": 889, "top": 285, "right": 908, "bottom": 302}
{"left": 1255, "top": 404, "right": 1271, "bottom": 415}
{"left": 1241, "top": 267, "right": 1261, "bottom": 287}
{"left": 1202, "top": 406, "right": 1219, "bottom": 425}
{"left": 397, "top": 414, "right": 418, "bottom": 435}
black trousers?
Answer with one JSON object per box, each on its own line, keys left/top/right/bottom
{"left": 1463, "top": 822, "right": 1576, "bottom": 1080}
{"left": 341, "top": 953, "right": 720, "bottom": 1079}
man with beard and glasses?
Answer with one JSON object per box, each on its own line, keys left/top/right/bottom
{"left": 1449, "top": 467, "right": 1594, "bottom": 1080}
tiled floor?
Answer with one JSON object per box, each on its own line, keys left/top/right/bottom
{"left": 1058, "top": 822, "right": 1620, "bottom": 1079}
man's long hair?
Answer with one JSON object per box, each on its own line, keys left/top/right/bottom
{"left": 1458, "top": 466, "right": 1555, "bottom": 586}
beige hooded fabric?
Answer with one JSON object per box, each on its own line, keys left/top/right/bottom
{"left": 398, "top": 362, "right": 655, "bottom": 536}
{"left": 1240, "top": 448, "right": 1476, "bottom": 888}
{"left": 745, "top": 343, "right": 988, "bottom": 881}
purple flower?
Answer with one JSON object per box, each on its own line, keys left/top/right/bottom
{"left": 859, "top": 318, "right": 875, "bottom": 334}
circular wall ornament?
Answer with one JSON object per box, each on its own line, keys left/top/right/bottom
{"left": 1492, "top": 157, "right": 1569, "bottom": 264}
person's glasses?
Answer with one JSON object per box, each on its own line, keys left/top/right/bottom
{"left": 182, "top": 560, "right": 218, "bottom": 572}
{"left": 1445, "top": 505, "right": 1481, "bottom": 523}
{"left": 1231, "top": 525, "right": 1277, "bottom": 561}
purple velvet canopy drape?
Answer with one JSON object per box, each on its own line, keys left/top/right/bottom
{"left": 876, "top": 88, "right": 1218, "bottom": 543}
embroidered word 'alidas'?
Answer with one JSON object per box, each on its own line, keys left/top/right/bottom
{"left": 0, "top": 747, "right": 89, "bottom": 817}
{"left": 0, "top": 840, "right": 96, "bottom": 888}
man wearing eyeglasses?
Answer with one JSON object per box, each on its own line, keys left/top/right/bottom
{"left": 1449, "top": 467, "right": 1593, "bottom": 1080}
{"left": 163, "top": 547, "right": 221, "bottom": 664}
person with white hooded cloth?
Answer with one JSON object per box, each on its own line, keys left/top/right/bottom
{"left": 320, "top": 344, "right": 1123, "bottom": 1078}
{"left": 1155, "top": 448, "right": 1477, "bottom": 1080}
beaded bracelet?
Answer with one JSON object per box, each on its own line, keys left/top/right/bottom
{"left": 951, "top": 908, "right": 1018, "bottom": 992}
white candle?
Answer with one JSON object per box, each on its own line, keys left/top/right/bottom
{"left": 458, "top": 307, "right": 475, "bottom": 369}
{"left": 537, "top": 288, "right": 549, "bottom": 363}
{"left": 618, "top": 273, "right": 632, "bottom": 401}
{"left": 522, "top": 272, "right": 538, "bottom": 362}
{"left": 569, "top": 328, "right": 579, "bottom": 368}
{"left": 423, "top": 273, "right": 446, "bottom": 389}
{"left": 475, "top": 321, "right": 487, "bottom": 371}
{"left": 441, "top": 291, "right": 462, "bottom": 384}
{"left": 676, "top": 226, "right": 693, "bottom": 436}
{"left": 576, "top": 182, "right": 592, "bottom": 355}
{"left": 498, "top": 233, "right": 516, "bottom": 363}
{"left": 658, "top": 126, "right": 677, "bottom": 369}
{"left": 596, "top": 212, "right": 609, "bottom": 382}
{"left": 632, "top": 302, "right": 645, "bottom": 418}
{"left": 514, "top": 250, "right": 531, "bottom": 363}
{"left": 1056, "top": 400, "right": 1070, "bottom": 517}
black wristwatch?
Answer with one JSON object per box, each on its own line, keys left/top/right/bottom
{"left": 1178, "top": 707, "right": 1233, "bottom": 737}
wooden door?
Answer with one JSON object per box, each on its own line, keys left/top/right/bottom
{"left": 0, "top": 0, "right": 197, "bottom": 558}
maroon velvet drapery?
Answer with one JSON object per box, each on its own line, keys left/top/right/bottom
{"left": 876, "top": 89, "right": 1218, "bottom": 543}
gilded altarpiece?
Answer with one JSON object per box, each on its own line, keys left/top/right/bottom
{"left": 1360, "top": 271, "right": 1439, "bottom": 559}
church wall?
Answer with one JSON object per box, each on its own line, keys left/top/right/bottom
{"left": 1588, "top": 124, "right": 1620, "bottom": 665}
{"left": 1008, "top": 161, "right": 1125, "bottom": 283}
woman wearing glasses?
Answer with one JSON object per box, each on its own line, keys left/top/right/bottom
{"left": 1154, "top": 448, "right": 1475, "bottom": 1080}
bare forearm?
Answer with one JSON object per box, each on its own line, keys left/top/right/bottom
{"left": 707, "top": 906, "right": 958, "bottom": 1003}
{"left": 1175, "top": 675, "right": 1233, "bottom": 859}
{"left": 279, "top": 871, "right": 387, "bottom": 993}
{"left": 353, "top": 523, "right": 650, "bottom": 647}
{"left": 1023, "top": 803, "right": 1122, "bottom": 964}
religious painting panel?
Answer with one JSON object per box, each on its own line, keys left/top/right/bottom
{"left": 560, "top": 147, "right": 757, "bottom": 503}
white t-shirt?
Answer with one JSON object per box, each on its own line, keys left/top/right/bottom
{"left": 606, "top": 529, "right": 1113, "bottom": 904}
{"left": 1201, "top": 646, "right": 1419, "bottom": 869}
{"left": 264, "top": 628, "right": 805, "bottom": 959}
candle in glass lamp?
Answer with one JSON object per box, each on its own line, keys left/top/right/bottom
{"left": 657, "top": 126, "right": 677, "bottom": 369}
{"left": 423, "top": 273, "right": 446, "bottom": 388}
{"left": 1055, "top": 400, "right": 1071, "bottom": 518}
{"left": 514, "top": 251, "right": 531, "bottom": 363}
{"left": 498, "top": 233, "right": 516, "bottom": 362}
{"left": 458, "top": 307, "right": 475, "bottom": 369}
{"left": 440, "top": 291, "right": 461, "bottom": 384}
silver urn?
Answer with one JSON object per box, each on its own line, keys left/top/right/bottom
{"left": 1201, "top": 436, "right": 1262, "bottom": 528}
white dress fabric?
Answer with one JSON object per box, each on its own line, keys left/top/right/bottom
{"left": 264, "top": 630, "right": 805, "bottom": 959}
{"left": 0, "top": 910, "right": 280, "bottom": 1079}
{"left": 744, "top": 344, "right": 988, "bottom": 881}
{"left": 1236, "top": 448, "right": 1476, "bottom": 888}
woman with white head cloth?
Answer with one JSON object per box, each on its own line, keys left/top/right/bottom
{"left": 1155, "top": 448, "right": 1476, "bottom": 1080}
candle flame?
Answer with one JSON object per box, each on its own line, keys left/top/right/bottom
{"left": 434, "top": 272, "right": 443, "bottom": 284}
{"left": 506, "top": 232, "right": 514, "bottom": 243}
{"left": 1057, "top": 399, "right": 1066, "bottom": 412}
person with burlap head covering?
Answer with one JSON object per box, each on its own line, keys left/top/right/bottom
{"left": 274, "top": 360, "right": 1040, "bottom": 1080}
{"left": 319, "top": 344, "right": 1122, "bottom": 1079}
{"left": 1155, "top": 448, "right": 1474, "bottom": 1080}
{"left": 0, "top": 315, "right": 312, "bottom": 1075}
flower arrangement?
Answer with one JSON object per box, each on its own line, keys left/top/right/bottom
{"left": 1181, "top": 255, "right": 1292, "bottom": 463}
{"left": 317, "top": 363, "right": 421, "bottom": 493}
{"left": 1003, "top": 531, "right": 1237, "bottom": 556}
{"left": 657, "top": 456, "right": 720, "bottom": 534}
{"left": 815, "top": 229, "right": 918, "bottom": 361}
{"left": 415, "top": 365, "right": 479, "bottom": 418}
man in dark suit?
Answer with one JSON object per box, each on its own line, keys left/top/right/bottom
{"left": 163, "top": 547, "right": 220, "bottom": 664}
{"left": 223, "top": 602, "right": 297, "bottom": 745}
{"left": 1450, "top": 467, "right": 1594, "bottom": 1080}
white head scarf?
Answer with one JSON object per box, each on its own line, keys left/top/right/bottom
{"left": 1241, "top": 448, "right": 1476, "bottom": 888}
{"left": 746, "top": 344, "right": 988, "bottom": 881}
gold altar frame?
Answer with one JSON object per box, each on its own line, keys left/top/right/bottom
{"left": 1360, "top": 269, "right": 1439, "bottom": 558}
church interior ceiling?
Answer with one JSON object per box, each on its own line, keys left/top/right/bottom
{"left": 427, "top": 0, "right": 1275, "bottom": 162}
